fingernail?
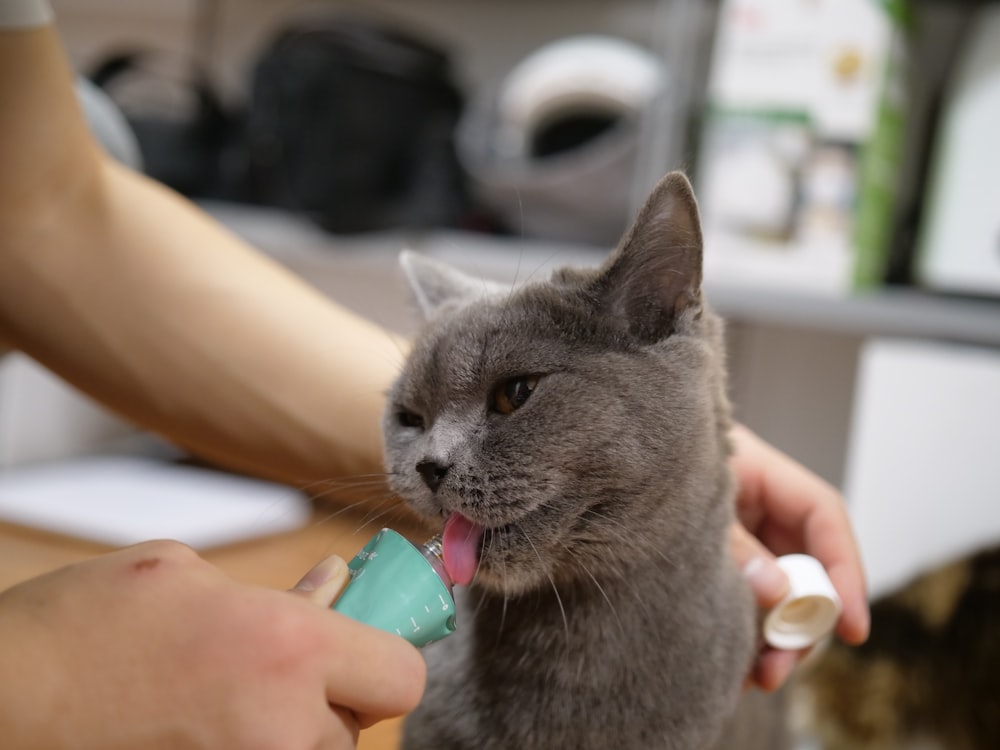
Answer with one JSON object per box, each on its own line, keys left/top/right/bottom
{"left": 742, "top": 556, "right": 790, "bottom": 606}
{"left": 294, "top": 555, "right": 347, "bottom": 592}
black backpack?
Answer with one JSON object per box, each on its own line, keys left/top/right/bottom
{"left": 92, "top": 15, "right": 471, "bottom": 234}
{"left": 241, "top": 16, "right": 470, "bottom": 233}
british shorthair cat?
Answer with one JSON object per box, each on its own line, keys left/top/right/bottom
{"left": 382, "top": 172, "right": 786, "bottom": 749}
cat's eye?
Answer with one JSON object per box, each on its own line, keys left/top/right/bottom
{"left": 492, "top": 375, "right": 540, "bottom": 415}
{"left": 397, "top": 409, "right": 425, "bottom": 430}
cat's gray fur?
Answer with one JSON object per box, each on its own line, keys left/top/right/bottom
{"left": 383, "top": 173, "right": 784, "bottom": 749}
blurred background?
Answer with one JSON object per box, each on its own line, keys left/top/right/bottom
{"left": 1, "top": 1, "right": 998, "bottom": 748}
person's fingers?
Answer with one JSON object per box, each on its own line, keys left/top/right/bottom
{"left": 730, "top": 424, "right": 869, "bottom": 645}
{"left": 753, "top": 496, "right": 869, "bottom": 644}
{"left": 322, "top": 704, "right": 360, "bottom": 749}
{"left": 750, "top": 648, "right": 804, "bottom": 692}
{"left": 731, "top": 424, "right": 839, "bottom": 534}
{"left": 320, "top": 612, "right": 426, "bottom": 726}
{"left": 796, "top": 494, "right": 869, "bottom": 644}
{"left": 758, "top": 502, "right": 869, "bottom": 645}
{"left": 291, "top": 556, "right": 425, "bottom": 725}
{"left": 730, "top": 523, "right": 789, "bottom": 610}
{"left": 825, "top": 557, "right": 871, "bottom": 644}
{"left": 291, "top": 555, "right": 351, "bottom": 607}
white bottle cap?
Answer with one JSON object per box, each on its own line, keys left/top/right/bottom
{"left": 762, "top": 554, "right": 842, "bottom": 650}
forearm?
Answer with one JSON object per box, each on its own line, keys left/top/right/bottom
{"left": 0, "top": 25, "right": 405, "bottom": 486}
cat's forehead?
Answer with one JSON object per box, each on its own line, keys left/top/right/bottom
{"left": 413, "top": 295, "right": 541, "bottom": 378}
{"left": 400, "top": 284, "right": 594, "bottom": 397}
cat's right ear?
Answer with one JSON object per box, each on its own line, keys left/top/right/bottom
{"left": 592, "top": 171, "right": 704, "bottom": 343}
{"left": 399, "top": 250, "right": 505, "bottom": 320}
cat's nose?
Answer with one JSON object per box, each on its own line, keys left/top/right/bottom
{"left": 416, "top": 459, "right": 451, "bottom": 492}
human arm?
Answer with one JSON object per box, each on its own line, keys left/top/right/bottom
{"left": 728, "top": 423, "right": 870, "bottom": 690}
{"left": 0, "top": 541, "right": 425, "bottom": 750}
{"left": 0, "top": 22, "right": 405, "bottom": 486}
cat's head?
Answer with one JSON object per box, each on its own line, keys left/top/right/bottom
{"left": 382, "top": 172, "right": 733, "bottom": 594}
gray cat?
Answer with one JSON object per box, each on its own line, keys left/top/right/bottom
{"left": 382, "top": 172, "right": 785, "bottom": 750}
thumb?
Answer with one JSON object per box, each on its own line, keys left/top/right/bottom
{"left": 290, "top": 554, "right": 351, "bottom": 607}
{"left": 729, "top": 523, "right": 790, "bottom": 610}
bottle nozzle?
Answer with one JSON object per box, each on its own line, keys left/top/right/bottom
{"left": 418, "top": 534, "right": 453, "bottom": 591}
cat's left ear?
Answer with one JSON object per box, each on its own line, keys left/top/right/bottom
{"left": 400, "top": 250, "right": 507, "bottom": 320}
{"left": 594, "top": 171, "right": 704, "bottom": 343}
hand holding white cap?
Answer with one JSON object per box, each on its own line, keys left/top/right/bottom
{"left": 763, "top": 555, "right": 842, "bottom": 651}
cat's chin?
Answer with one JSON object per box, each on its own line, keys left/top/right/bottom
{"left": 465, "top": 522, "right": 569, "bottom": 596}
{"left": 470, "top": 563, "right": 549, "bottom": 596}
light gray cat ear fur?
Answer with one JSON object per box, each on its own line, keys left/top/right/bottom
{"left": 595, "top": 171, "right": 704, "bottom": 342}
{"left": 399, "top": 250, "right": 507, "bottom": 320}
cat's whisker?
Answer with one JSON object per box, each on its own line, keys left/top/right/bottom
{"left": 310, "top": 485, "right": 389, "bottom": 511}
{"left": 309, "top": 490, "right": 397, "bottom": 529}
{"left": 380, "top": 326, "right": 410, "bottom": 371}
{"left": 298, "top": 473, "right": 392, "bottom": 492}
{"left": 307, "top": 482, "right": 393, "bottom": 505}
{"left": 502, "top": 240, "right": 559, "bottom": 307}
{"left": 307, "top": 478, "right": 392, "bottom": 498}
{"left": 492, "top": 533, "right": 511, "bottom": 643}
{"left": 315, "top": 497, "right": 395, "bottom": 535}
{"left": 299, "top": 471, "right": 392, "bottom": 486}
{"left": 650, "top": 547, "right": 680, "bottom": 570}
{"left": 353, "top": 496, "right": 408, "bottom": 534}
{"left": 470, "top": 587, "right": 489, "bottom": 623}
{"left": 519, "top": 250, "right": 564, "bottom": 291}
{"left": 351, "top": 491, "right": 395, "bottom": 519}
{"left": 548, "top": 535, "right": 625, "bottom": 627}
{"left": 577, "top": 506, "right": 635, "bottom": 537}
{"left": 307, "top": 489, "right": 393, "bottom": 510}
{"left": 515, "top": 187, "right": 525, "bottom": 239}
{"left": 467, "top": 532, "right": 502, "bottom": 636}
{"left": 293, "top": 474, "right": 392, "bottom": 501}
{"left": 509, "top": 243, "right": 524, "bottom": 295}
{"left": 499, "top": 583, "right": 509, "bottom": 645}
{"left": 561, "top": 534, "right": 661, "bottom": 622}
{"left": 305, "top": 478, "right": 394, "bottom": 502}
{"left": 518, "top": 524, "right": 569, "bottom": 643}
{"left": 577, "top": 504, "right": 692, "bottom": 571}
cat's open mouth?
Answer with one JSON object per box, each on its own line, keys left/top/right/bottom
{"left": 441, "top": 513, "right": 484, "bottom": 586}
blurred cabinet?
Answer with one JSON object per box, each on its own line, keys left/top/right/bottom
{"left": 844, "top": 339, "right": 1000, "bottom": 599}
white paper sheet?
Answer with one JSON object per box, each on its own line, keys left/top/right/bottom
{"left": 0, "top": 456, "right": 311, "bottom": 549}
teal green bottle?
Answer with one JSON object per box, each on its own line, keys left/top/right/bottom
{"left": 332, "top": 528, "right": 457, "bottom": 647}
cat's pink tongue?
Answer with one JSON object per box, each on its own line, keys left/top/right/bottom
{"left": 442, "top": 513, "right": 483, "bottom": 586}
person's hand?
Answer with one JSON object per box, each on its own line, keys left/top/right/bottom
{"left": 728, "top": 423, "right": 870, "bottom": 691}
{"left": 0, "top": 540, "right": 425, "bottom": 750}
